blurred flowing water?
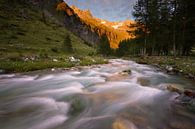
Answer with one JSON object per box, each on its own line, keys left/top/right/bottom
{"left": 0, "top": 59, "right": 194, "bottom": 129}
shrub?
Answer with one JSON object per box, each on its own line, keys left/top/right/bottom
{"left": 51, "top": 47, "right": 58, "bottom": 53}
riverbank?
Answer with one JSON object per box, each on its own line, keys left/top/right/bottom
{"left": 128, "top": 56, "right": 195, "bottom": 80}
{"left": 0, "top": 56, "right": 107, "bottom": 73}
{"left": 0, "top": 0, "right": 107, "bottom": 74}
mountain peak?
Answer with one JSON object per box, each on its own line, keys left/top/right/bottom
{"left": 69, "top": 4, "right": 136, "bottom": 48}
{"left": 57, "top": 2, "right": 136, "bottom": 48}
{"left": 71, "top": 6, "right": 93, "bottom": 18}
{"left": 56, "top": 2, "right": 74, "bottom": 16}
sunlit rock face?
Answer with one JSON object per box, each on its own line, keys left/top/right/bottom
{"left": 28, "top": 0, "right": 136, "bottom": 48}
{"left": 64, "top": 0, "right": 137, "bottom": 21}
{"left": 56, "top": 2, "right": 100, "bottom": 46}
{"left": 25, "top": 0, "right": 100, "bottom": 46}
{"left": 70, "top": 5, "right": 136, "bottom": 48}
{"left": 57, "top": 1, "right": 136, "bottom": 48}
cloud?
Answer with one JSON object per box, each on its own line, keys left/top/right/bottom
{"left": 64, "top": 0, "right": 137, "bottom": 21}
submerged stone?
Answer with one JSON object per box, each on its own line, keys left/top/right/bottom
{"left": 137, "top": 77, "right": 150, "bottom": 86}
{"left": 121, "top": 69, "right": 132, "bottom": 75}
{"left": 184, "top": 90, "right": 195, "bottom": 98}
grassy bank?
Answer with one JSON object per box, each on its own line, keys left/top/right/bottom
{"left": 0, "top": 1, "right": 107, "bottom": 73}
{"left": 128, "top": 56, "right": 195, "bottom": 79}
{"left": 0, "top": 56, "right": 107, "bottom": 73}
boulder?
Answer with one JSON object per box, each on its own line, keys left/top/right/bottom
{"left": 137, "top": 77, "right": 150, "bottom": 86}
{"left": 106, "top": 70, "right": 131, "bottom": 81}
{"left": 120, "top": 69, "right": 131, "bottom": 75}
{"left": 30, "top": 57, "right": 35, "bottom": 61}
{"left": 187, "top": 74, "right": 195, "bottom": 79}
{"left": 174, "top": 89, "right": 195, "bottom": 108}
{"left": 92, "top": 59, "right": 96, "bottom": 62}
{"left": 53, "top": 59, "right": 58, "bottom": 62}
{"left": 167, "top": 85, "right": 183, "bottom": 94}
{"left": 69, "top": 56, "right": 80, "bottom": 63}
{"left": 51, "top": 68, "right": 55, "bottom": 71}
{"left": 24, "top": 57, "right": 29, "bottom": 62}
{"left": 165, "top": 65, "right": 173, "bottom": 72}
{"left": 184, "top": 90, "right": 195, "bottom": 98}
{"left": 112, "top": 118, "right": 138, "bottom": 129}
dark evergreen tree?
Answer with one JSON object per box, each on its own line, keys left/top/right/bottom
{"left": 97, "top": 35, "right": 112, "bottom": 56}
{"left": 131, "top": 0, "right": 195, "bottom": 56}
{"left": 116, "top": 40, "right": 130, "bottom": 57}
{"left": 63, "top": 35, "right": 73, "bottom": 52}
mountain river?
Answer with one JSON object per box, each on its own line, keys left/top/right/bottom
{"left": 0, "top": 59, "right": 194, "bottom": 129}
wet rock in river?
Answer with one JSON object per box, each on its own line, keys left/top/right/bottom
{"left": 123, "top": 69, "right": 132, "bottom": 74}
{"left": 166, "top": 85, "right": 183, "bottom": 94}
{"left": 112, "top": 118, "right": 138, "bottom": 129}
{"left": 137, "top": 77, "right": 150, "bottom": 86}
{"left": 184, "top": 90, "right": 195, "bottom": 98}
{"left": 106, "top": 73, "right": 130, "bottom": 81}
{"left": 187, "top": 73, "right": 195, "bottom": 79}
{"left": 174, "top": 90, "right": 195, "bottom": 111}
{"left": 165, "top": 65, "right": 173, "bottom": 72}
{"left": 119, "top": 69, "right": 132, "bottom": 75}
{"left": 106, "top": 69, "right": 132, "bottom": 81}
{"left": 51, "top": 68, "right": 55, "bottom": 71}
{"left": 120, "top": 112, "right": 148, "bottom": 127}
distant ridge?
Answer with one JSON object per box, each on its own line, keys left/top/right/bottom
{"left": 58, "top": 2, "right": 136, "bottom": 48}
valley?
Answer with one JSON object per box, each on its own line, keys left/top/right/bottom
{"left": 71, "top": 5, "right": 136, "bottom": 48}
{"left": 0, "top": 1, "right": 194, "bottom": 129}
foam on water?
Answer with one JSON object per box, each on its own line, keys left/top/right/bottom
{"left": 0, "top": 74, "right": 15, "bottom": 79}
{"left": 36, "top": 75, "right": 55, "bottom": 81}
{"left": 14, "top": 97, "right": 70, "bottom": 113}
{"left": 77, "top": 69, "right": 111, "bottom": 78}
{"left": 32, "top": 86, "right": 84, "bottom": 98}
{"left": 66, "top": 71, "right": 81, "bottom": 75}
{"left": 89, "top": 81, "right": 133, "bottom": 93}
{"left": 92, "top": 82, "right": 163, "bottom": 114}
{"left": 36, "top": 74, "right": 75, "bottom": 81}
{"left": 130, "top": 71, "right": 143, "bottom": 83}
{"left": 7, "top": 75, "right": 37, "bottom": 82}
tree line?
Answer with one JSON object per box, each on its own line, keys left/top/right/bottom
{"left": 116, "top": 0, "right": 195, "bottom": 56}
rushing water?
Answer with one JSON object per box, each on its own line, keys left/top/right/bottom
{"left": 0, "top": 59, "right": 195, "bottom": 129}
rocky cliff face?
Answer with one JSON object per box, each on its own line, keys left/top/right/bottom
{"left": 56, "top": 2, "right": 100, "bottom": 46}
{"left": 27, "top": 1, "right": 135, "bottom": 48}
{"left": 71, "top": 5, "right": 136, "bottom": 48}
{"left": 21, "top": 0, "right": 100, "bottom": 46}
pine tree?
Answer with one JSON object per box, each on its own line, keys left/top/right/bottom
{"left": 97, "top": 35, "right": 112, "bottom": 56}
{"left": 63, "top": 35, "right": 73, "bottom": 52}
{"left": 132, "top": 0, "right": 194, "bottom": 56}
{"left": 116, "top": 40, "right": 130, "bottom": 57}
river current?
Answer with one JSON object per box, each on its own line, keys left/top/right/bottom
{"left": 0, "top": 59, "right": 194, "bottom": 129}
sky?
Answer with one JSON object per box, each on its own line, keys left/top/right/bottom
{"left": 64, "top": 0, "right": 137, "bottom": 21}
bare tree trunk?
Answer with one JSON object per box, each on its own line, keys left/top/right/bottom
{"left": 181, "top": 19, "right": 186, "bottom": 55}
{"left": 144, "top": 34, "right": 147, "bottom": 55}
{"left": 173, "top": 24, "right": 176, "bottom": 56}
{"left": 173, "top": 1, "right": 177, "bottom": 57}
{"left": 39, "top": 0, "right": 46, "bottom": 23}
